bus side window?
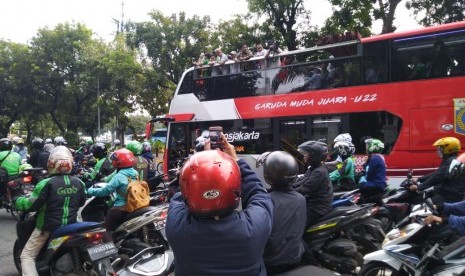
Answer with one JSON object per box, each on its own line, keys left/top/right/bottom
{"left": 363, "top": 41, "right": 388, "bottom": 84}
{"left": 179, "top": 71, "right": 193, "bottom": 95}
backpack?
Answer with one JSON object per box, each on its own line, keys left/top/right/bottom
{"left": 0, "top": 152, "right": 11, "bottom": 183}
{"left": 125, "top": 177, "right": 150, "bottom": 212}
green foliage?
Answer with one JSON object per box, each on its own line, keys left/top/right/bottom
{"left": 246, "top": 0, "right": 313, "bottom": 50}
{"left": 64, "top": 132, "right": 80, "bottom": 148}
{"left": 153, "top": 139, "right": 165, "bottom": 151}
{"left": 323, "top": 0, "right": 374, "bottom": 37}
{"left": 128, "top": 11, "right": 213, "bottom": 85}
{"left": 1, "top": 1, "right": 423, "bottom": 141}
{"left": 406, "top": 0, "right": 465, "bottom": 26}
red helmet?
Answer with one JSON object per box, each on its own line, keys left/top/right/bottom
{"left": 110, "top": 148, "right": 135, "bottom": 168}
{"left": 179, "top": 150, "right": 241, "bottom": 217}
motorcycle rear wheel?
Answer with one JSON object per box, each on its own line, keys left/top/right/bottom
{"left": 359, "top": 261, "right": 398, "bottom": 276}
{"left": 13, "top": 240, "right": 22, "bottom": 274}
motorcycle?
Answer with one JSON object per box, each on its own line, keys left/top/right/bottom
{"left": 332, "top": 188, "right": 361, "bottom": 208}
{"left": 78, "top": 186, "right": 174, "bottom": 275}
{"left": 1, "top": 167, "right": 48, "bottom": 220}
{"left": 359, "top": 198, "right": 461, "bottom": 276}
{"left": 304, "top": 203, "right": 383, "bottom": 274}
{"left": 274, "top": 265, "right": 338, "bottom": 275}
{"left": 331, "top": 189, "right": 385, "bottom": 254}
{"left": 13, "top": 213, "right": 115, "bottom": 276}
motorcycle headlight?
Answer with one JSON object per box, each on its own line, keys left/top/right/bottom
{"left": 383, "top": 224, "right": 417, "bottom": 245}
{"left": 384, "top": 229, "right": 406, "bottom": 244}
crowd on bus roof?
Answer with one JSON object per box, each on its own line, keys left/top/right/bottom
{"left": 192, "top": 41, "right": 284, "bottom": 69}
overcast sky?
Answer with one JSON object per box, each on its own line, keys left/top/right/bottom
{"left": 0, "top": 0, "right": 420, "bottom": 44}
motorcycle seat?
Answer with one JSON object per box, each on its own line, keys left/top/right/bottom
{"left": 122, "top": 206, "right": 160, "bottom": 222}
{"left": 51, "top": 221, "right": 104, "bottom": 238}
{"left": 316, "top": 205, "right": 364, "bottom": 222}
{"left": 274, "top": 265, "right": 337, "bottom": 276}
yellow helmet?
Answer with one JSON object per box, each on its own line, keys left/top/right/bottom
{"left": 433, "top": 137, "right": 461, "bottom": 155}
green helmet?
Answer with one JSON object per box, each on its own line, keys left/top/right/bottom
{"left": 19, "top": 163, "right": 33, "bottom": 173}
{"left": 365, "top": 138, "right": 384, "bottom": 153}
{"left": 126, "top": 141, "right": 143, "bottom": 155}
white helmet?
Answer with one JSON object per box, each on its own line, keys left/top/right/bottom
{"left": 47, "top": 146, "right": 73, "bottom": 175}
{"left": 334, "top": 133, "right": 352, "bottom": 143}
{"left": 12, "top": 136, "right": 20, "bottom": 145}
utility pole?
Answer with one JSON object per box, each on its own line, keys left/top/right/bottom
{"left": 120, "top": 1, "right": 125, "bottom": 33}
{"left": 97, "top": 78, "right": 101, "bottom": 137}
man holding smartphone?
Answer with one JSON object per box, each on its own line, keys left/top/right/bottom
{"left": 166, "top": 131, "right": 273, "bottom": 275}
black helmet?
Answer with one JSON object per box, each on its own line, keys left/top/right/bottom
{"left": 332, "top": 141, "right": 351, "bottom": 159}
{"left": 32, "top": 138, "right": 44, "bottom": 150}
{"left": 257, "top": 151, "right": 299, "bottom": 189}
{"left": 0, "top": 138, "right": 12, "bottom": 151}
{"left": 298, "top": 140, "right": 326, "bottom": 167}
{"left": 91, "top": 142, "right": 107, "bottom": 159}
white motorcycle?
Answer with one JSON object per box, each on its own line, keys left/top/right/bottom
{"left": 359, "top": 198, "right": 465, "bottom": 276}
{"left": 78, "top": 184, "right": 174, "bottom": 275}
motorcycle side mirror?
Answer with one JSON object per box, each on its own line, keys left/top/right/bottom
{"left": 424, "top": 197, "right": 438, "bottom": 215}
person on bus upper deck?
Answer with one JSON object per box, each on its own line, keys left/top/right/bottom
{"left": 166, "top": 133, "right": 273, "bottom": 276}
{"left": 237, "top": 44, "right": 254, "bottom": 61}
{"left": 304, "top": 67, "right": 323, "bottom": 90}
{"left": 409, "top": 137, "right": 465, "bottom": 205}
{"left": 408, "top": 54, "right": 427, "bottom": 79}
{"left": 214, "top": 48, "right": 229, "bottom": 75}
{"left": 257, "top": 151, "right": 307, "bottom": 275}
{"left": 292, "top": 141, "right": 333, "bottom": 227}
{"left": 428, "top": 41, "right": 452, "bottom": 78}
{"left": 255, "top": 43, "right": 267, "bottom": 57}
{"left": 358, "top": 138, "right": 387, "bottom": 205}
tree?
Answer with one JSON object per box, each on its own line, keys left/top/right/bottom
{"left": 406, "top": 0, "right": 465, "bottom": 26}
{"left": 324, "top": 0, "right": 402, "bottom": 35}
{"left": 30, "top": 22, "right": 103, "bottom": 134}
{"left": 100, "top": 34, "right": 146, "bottom": 143}
{"left": 128, "top": 11, "right": 213, "bottom": 85}
{"left": 211, "top": 14, "right": 273, "bottom": 52}
{"left": 0, "top": 40, "right": 37, "bottom": 137}
{"left": 322, "top": 0, "right": 374, "bottom": 37}
{"left": 374, "top": 0, "right": 403, "bottom": 33}
{"left": 246, "top": 0, "right": 312, "bottom": 50}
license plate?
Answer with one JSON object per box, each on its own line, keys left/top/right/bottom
{"left": 22, "top": 184, "right": 33, "bottom": 192}
{"left": 87, "top": 242, "right": 118, "bottom": 261}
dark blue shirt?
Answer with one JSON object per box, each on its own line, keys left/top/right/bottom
{"left": 359, "top": 153, "right": 387, "bottom": 191}
{"left": 166, "top": 159, "right": 273, "bottom": 276}
{"left": 444, "top": 201, "right": 465, "bottom": 235}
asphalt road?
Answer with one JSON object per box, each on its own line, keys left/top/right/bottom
{"left": 0, "top": 209, "right": 20, "bottom": 276}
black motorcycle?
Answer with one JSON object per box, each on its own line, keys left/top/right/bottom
{"left": 1, "top": 167, "right": 48, "bottom": 220}
{"left": 13, "top": 213, "right": 115, "bottom": 276}
{"left": 304, "top": 203, "right": 382, "bottom": 274}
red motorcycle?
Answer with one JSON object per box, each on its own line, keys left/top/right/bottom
{"left": 1, "top": 168, "right": 48, "bottom": 220}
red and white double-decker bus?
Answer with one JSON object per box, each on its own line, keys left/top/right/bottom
{"left": 152, "top": 21, "right": 465, "bottom": 186}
